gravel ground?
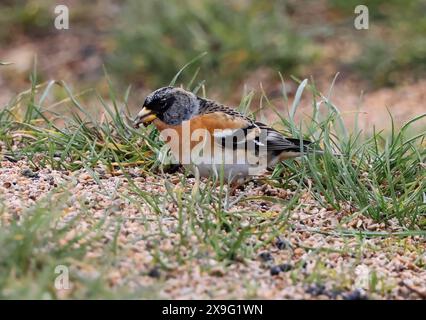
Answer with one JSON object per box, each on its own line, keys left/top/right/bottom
{"left": 0, "top": 159, "right": 425, "bottom": 299}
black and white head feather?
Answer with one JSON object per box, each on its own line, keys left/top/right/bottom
{"left": 143, "top": 86, "right": 200, "bottom": 125}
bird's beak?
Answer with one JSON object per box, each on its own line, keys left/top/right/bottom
{"left": 133, "top": 107, "right": 157, "bottom": 128}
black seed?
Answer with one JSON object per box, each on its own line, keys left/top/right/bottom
{"left": 148, "top": 267, "right": 161, "bottom": 278}
{"left": 343, "top": 289, "right": 368, "bottom": 300}
{"left": 275, "top": 237, "right": 290, "bottom": 250}
{"left": 270, "top": 266, "right": 281, "bottom": 276}
{"left": 306, "top": 284, "right": 326, "bottom": 296}
{"left": 327, "top": 289, "right": 343, "bottom": 299}
{"left": 258, "top": 251, "right": 274, "bottom": 262}
{"left": 278, "top": 263, "right": 293, "bottom": 272}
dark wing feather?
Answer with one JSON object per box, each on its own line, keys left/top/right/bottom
{"left": 254, "top": 122, "right": 311, "bottom": 153}
{"left": 215, "top": 120, "right": 311, "bottom": 155}
{"left": 197, "top": 97, "right": 312, "bottom": 153}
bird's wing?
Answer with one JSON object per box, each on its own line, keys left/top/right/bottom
{"left": 254, "top": 122, "right": 312, "bottom": 152}
{"left": 212, "top": 120, "right": 311, "bottom": 154}
{"left": 195, "top": 98, "right": 312, "bottom": 153}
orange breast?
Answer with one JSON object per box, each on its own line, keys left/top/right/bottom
{"left": 153, "top": 112, "right": 250, "bottom": 163}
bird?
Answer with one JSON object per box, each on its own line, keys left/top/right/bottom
{"left": 134, "top": 86, "right": 314, "bottom": 185}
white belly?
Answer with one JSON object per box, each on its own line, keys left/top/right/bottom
{"left": 184, "top": 163, "right": 253, "bottom": 183}
{"left": 164, "top": 134, "right": 268, "bottom": 182}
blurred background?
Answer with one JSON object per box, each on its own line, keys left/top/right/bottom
{"left": 0, "top": 0, "right": 425, "bottom": 130}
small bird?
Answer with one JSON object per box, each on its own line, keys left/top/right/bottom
{"left": 134, "top": 86, "right": 313, "bottom": 184}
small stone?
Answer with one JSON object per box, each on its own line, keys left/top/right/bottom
{"left": 80, "top": 173, "right": 92, "bottom": 181}
{"left": 209, "top": 267, "right": 225, "bottom": 277}
{"left": 294, "top": 248, "right": 305, "bottom": 256}
{"left": 3, "top": 182, "right": 11, "bottom": 188}
{"left": 21, "top": 168, "right": 39, "bottom": 178}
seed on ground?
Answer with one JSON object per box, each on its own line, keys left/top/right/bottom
{"left": 343, "top": 289, "right": 368, "bottom": 300}
{"left": 275, "top": 237, "right": 291, "bottom": 250}
{"left": 148, "top": 267, "right": 161, "bottom": 278}
{"left": 270, "top": 266, "right": 282, "bottom": 276}
{"left": 306, "top": 284, "right": 326, "bottom": 296}
{"left": 259, "top": 251, "right": 274, "bottom": 262}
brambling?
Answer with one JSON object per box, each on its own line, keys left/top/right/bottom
{"left": 134, "top": 86, "right": 313, "bottom": 184}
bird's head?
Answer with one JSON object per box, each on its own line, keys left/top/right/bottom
{"left": 134, "top": 86, "right": 200, "bottom": 127}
